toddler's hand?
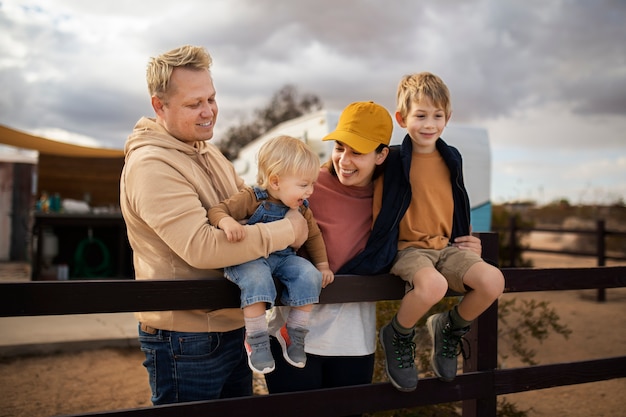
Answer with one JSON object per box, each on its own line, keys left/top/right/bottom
{"left": 317, "top": 263, "right": 334, "bottom": 288}
{"left": 219, "top": 217, "right": 246, "bottom": 242}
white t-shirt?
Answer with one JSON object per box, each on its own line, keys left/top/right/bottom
{"left": 267, "top": 302, "right": 377, "bottom": 356}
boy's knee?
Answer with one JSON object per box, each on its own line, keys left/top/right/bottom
{"left": 493, "top": 269, "right": 505, "bottom": 294}
{"left": 411, "top": 269, "right": 448, "bottom": 300}
{"left": 484, "top": 268, "right": 505, "bottom": 298}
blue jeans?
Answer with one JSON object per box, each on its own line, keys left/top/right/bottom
{"left": 224, "top": 248, "right": 322, "bottom": 308}
{"left": 138, "top": 325, "right": 252, "bottom": 405}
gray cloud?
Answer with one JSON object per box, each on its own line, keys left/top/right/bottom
{"left": 1, "top": 0, "right": 625, "bottom": 151}
{"left": 1, "top": 0, "right": 625, "bottom": 204}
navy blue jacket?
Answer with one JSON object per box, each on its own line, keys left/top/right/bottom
{"left": 338, "top": 134, "right": 471, "bottom": 275}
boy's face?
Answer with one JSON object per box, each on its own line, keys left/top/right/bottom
{"left": 395, "top": 98, "right": 449, "bottom": 153}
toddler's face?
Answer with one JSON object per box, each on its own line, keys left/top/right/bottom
{"left": 271, "top": 174, "right": 317, "bottom": 209}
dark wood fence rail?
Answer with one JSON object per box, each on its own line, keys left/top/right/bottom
{"left": 497, "top": 217, "right": 626, "bottom": 302}
{"left": 500, "top": 217, "right": 626, "bottom": 266}
{"left": 1, "top": 233, "right": 625, "bottom": 417}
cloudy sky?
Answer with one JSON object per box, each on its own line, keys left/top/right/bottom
{"left": 1, "top": 0, "right": 625, "bottom": 205}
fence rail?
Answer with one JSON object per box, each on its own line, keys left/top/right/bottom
{"left": 2, "top": 233, "right": 625, "bottom": 417}
{"left": 496, "top": 217, "right": 626, "bottom": 301}
{"left": 500, "top": 218, "right": 626, "bottom": 266}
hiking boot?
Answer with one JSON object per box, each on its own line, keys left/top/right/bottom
{"left": 275, "top": 325, "right": 308, "bottom": 368}
{"left": 379, "top": 322, "right": 418, "bottom": 392}
{"left": 426, "top": 312, "right": 470, "bottom": 382}
{"left": 244, "top": 331, "right": 275, "bottom": 374}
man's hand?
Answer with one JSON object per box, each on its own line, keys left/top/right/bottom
{"left": 285, "top": 208, "right": 307, "bottom": 248}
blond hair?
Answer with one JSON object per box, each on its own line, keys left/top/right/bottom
{"left": 396, "top": 72, "right": 452, "bottom": 119}
{"left": 256, "top": 135, "right": 320, "bottom": 188}
{"left": 146, "top": 45, "right": 212, "bottom": 99}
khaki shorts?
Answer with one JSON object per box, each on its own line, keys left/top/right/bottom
{"left": 390, "top": 246, "right": 483, "bottom": 294}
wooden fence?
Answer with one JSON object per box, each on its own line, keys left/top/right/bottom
{"left": 499, "top": 217, "right": 626, "bottom": 301}
{"left": 1, "top": 233, "right": 625, "bottom": 417}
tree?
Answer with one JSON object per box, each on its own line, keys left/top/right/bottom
{"left": 218, "top": 85, "right": 323, "bottom": 160}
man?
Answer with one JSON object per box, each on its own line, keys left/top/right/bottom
{"left": 120, "top": 45, "right": 307, "bottom": 405}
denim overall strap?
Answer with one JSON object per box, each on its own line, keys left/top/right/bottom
{"left": 252, "top": 186, "right": 269, "bottom": 201}
{"left": 247, "top": 187, "right": 291, "bottom": 226}
{"left": 251, "top": 186, "right": 309, "bottom": 209}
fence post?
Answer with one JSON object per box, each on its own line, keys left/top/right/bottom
{"left": 508, "top": 216, "right": 517, "bottom": 267}
{"left": 596, "top": 219, "right": 606, "bottom": 302}
{"left": 462, "top": 232, "right": 499, "bottom": 417}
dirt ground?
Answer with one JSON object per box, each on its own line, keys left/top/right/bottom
{"left": 1, "top": 241, "right": 625, "bottom": 417}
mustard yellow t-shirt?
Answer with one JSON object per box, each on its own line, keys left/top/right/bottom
{"left": 397, "top": 150, "right": 453, "bottom": 251}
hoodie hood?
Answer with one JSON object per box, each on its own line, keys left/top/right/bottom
{"left": 124, "top": 117, "right": 210, "bottom": 161}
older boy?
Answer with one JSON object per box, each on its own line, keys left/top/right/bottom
{"left": 377, "top": 72, "right": 505, "bottom": 392}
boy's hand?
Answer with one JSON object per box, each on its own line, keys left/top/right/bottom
{"left": 452, "top": 234, "right": 482, "bottom": 256}
{"left": 316, "top": 262, "right": 334, "bottom": 288}
{"left": 218, "top": 217, "right": 246, "bottom": 242}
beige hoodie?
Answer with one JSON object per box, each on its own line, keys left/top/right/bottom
{"left": 120, "top": 117, "right": 295, "bottom": 332}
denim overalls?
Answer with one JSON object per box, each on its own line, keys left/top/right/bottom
{"left": 224, "top": 187, "right": 322, "bottom": 308}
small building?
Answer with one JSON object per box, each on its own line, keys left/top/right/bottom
{"left": 0, "top": 125, "right": 128, "bottom": 279}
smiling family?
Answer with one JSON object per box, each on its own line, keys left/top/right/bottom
{"left": 120, "top": 44, "right": 504, "bottom": 408}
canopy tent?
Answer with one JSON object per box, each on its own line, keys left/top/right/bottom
{"left": 0, "top": 125, "right": 123, "bottom": 158}
{"left": 0, "top": 124, "right": 125, "bottom": 207}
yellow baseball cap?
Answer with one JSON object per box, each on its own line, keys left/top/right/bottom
{"left": 322, "top": 101, "right": 392, "bottom": 154}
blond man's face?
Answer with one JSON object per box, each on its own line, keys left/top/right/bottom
{"left": 152, "top": 67, "right": 218, "bottom": 143}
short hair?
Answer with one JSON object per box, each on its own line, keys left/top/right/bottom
{"left": 146, "top": 45, "right": 212, "bottom": 99}
{"left": 256, "top": 135, "right": 320, "bottom": 188}
{"left": 396, "top": 72, "right": 451, "bottom": 119}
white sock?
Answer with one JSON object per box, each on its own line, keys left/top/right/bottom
{"left": 287, "top": 308, "right": 311, "bottom": 329}
{"left": 244, "top": 313, "right": 268, "bottom": 335}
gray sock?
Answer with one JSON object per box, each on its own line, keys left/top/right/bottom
{"left": 449, "top": 305, "right": 472, "bottom": 329}
{"left": 391, "top": 314, "right": 414, "bottom": 336}
{"left": 244, "top": 313, "right": 268, "bottom": 335}
{"left": 287, "top": 308, "right": 310, "bottom": 329}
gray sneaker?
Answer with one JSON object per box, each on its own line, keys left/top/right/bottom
{"left": 426, "top": 312, "right": 470, "bottom": 382}
{"left": 245, "top": 331, "right": 275, "bottom": 374}
{"left": 379, "top": 322, "right": 418, "bottom": 392}
{"left": 275, "top": 325, "right": 308, "bottom": 368}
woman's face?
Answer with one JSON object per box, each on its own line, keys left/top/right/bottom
{"left": 331, "top": 141, "right": 388, "bottom": 188}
